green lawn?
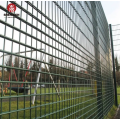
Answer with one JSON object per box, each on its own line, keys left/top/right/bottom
{"left": 3, "top": 86, "right": 92, "bottom": 96}
{"left": 104, "top": 86, "right": 120, "bottom": 119}
{"left": 1, "top": 86, "right": 118, "bottom": 119}
{"left": 0, "top": 87, "right": 98, "bottom": 119}
{"left": 1, "top": 95, "right": 97, "bottom": 119}
{"left": 117, "top": 87, "right": 120, "bottom": 94}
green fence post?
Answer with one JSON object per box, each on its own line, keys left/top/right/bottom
{"left": 109, "top": 24, "right": 118, "bottom": 107}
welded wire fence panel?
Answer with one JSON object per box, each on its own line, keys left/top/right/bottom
{"left": 112, "top": 24, "right": 120, "bottom": 60}
{"left": 111, "top": 24, "right": 120, "bottom": 103}
{"left": 0, "top": 1, "right": 114, "bottom": 119}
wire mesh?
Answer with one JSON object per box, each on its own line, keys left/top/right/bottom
{"left": 0, "top": 1, "right": 114, "bottom": 119}
{"left": 112, "top": 24, "right": 120, "bottom": 89}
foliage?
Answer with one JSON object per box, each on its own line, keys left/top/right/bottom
{"left": 104, "top": 105, "right": 117, "bottom": 119}
{"left": 116, "top": 71, "right": 120, "bottom": 85}
{"left": 104, "top": 86, "right": 120, "bottom": 119}
{"left": 5, "top": 55, "right": 12, "bottom": 72}
{"left": 115, "top": 57, "right": 119, "bottom": 71}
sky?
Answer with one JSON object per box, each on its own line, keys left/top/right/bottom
{"left": 101, "top": 1, "right": 120, "bottom": 62}
{"left": 101, "top": 1, "right": 120, "bottom": 25}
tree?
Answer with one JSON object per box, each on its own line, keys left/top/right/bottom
{"left": 22, "top": 58, "right": 30, "bottom": 82}
{"left": 48, "top": 57, "right": 56, "bottom": 87}
{"left": 86, "top": 61, "right": 95, "bottom": 92}
{"left": 14, "top": 56, "right": 19, "bottom": 78}
{"left": 115, "top": 57, "right": 119, "bottom": 71}
{"left": 5, "top": 56, "right": 12, "bottom": 84}
{"left": 24, "top": 58, "right": 28, "bottom": 69}
{"left": 0, "top": 71, "right": 2, "bottom": 79}
{"left": 20, "top": 59, "right": 24, "bottom": 81}
{"left": 86, "top": 61, "right": 95, "bottom": 80}
{"left": 5, "top": 55, "right": 12, "bottom": 72}
{"left": 62, "top": 62, "right": 75, "bottom": 88}
{"left": 31, "top": 61, "right": 37, "bottom": 82}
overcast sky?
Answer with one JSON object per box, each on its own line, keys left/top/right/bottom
{"left": 101, "top": 1, "right": 120, "bottom": 62}
{"left": 101, "top": 1, "right": 120, "bottom": 25}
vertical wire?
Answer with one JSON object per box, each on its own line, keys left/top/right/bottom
{"left": 17, "top": 1, "right": 22, "bottom": 118}
{"left": 10, "top": 1, "right": 15, "bottom": 118}
{"left": 72, "top": 9, "right": 75, "bottom": 117}
{"left": 45, "top": 1, "right": 46, "bottom": 118}
{"left": 48, "top": 1, "right": 50, "bottom": 118}
{"left": 65, "top": 1, "right": 71, "bottom": 119}
{"left": 23, "top": 0, "right": 28, "bottom": 119}
{"left": 68, "top": 2, "right": 70, "bottom": 118}
{"left": 0, "top": 1, "right": 8, "bottom": 119}
{"left": 29, "top": 1, "right": 32, "bottom": 118}
{"left": 64, "top": 1, "right": 66, "bottom": 117}
{"left": 28, "top": 3, "right": 32, "bottom": 119}
{"left": 51, "top": 1, "right": 54, "bottom": 118}
{"left": 8, "top": 1, "right": 11, "bottom": 119}
{"left": 34, "top": 1, "right": 37, "bottom": 118}
{"left": 40, "top": 1, "right": 42, "bottom": 117}
{"left": 59, "top": 1, "right": 63, "bottom": 118}
{"left": 75, "top": 8, "right": 79, "bottom": 118}
{"left": 63, "top": 2, "right": 67, "bottom": 118}
{"left": 62, "top": 1, "right": 65, "bottom": 118}
{"left": 27, "top": 3, "right": 32, "bottom": 119}
{"left": 73, "top": 8, "right": 75, "bottom": 118}
{"left": 76, "top": 6, "right": 78, "bottom": 119}
{"left": 61, "top": 1, "right": 64, "bottom": 117}
{"left": 54, "top": 2, "right": 57, "bottom": 119}
{"left": 75, "top": 7, "right": 78, "bottom": 119}
{"left": 71, "top": 3, "right": 73, "bottom": 119}
{"left": 31, "top": 2, "right": 35, "bottom": 118}
{"left": 70, "top": 2, "right": 72, "bottom": 118}
{"left": 37, "top": 1, "right": 39, "bottom": 118}
{"left": 58, "top": 2, "right": 61, "bottom": 118}
{"left": 36, "top": 1, "right": 38, "bottom": 118}
{"left": 68, "top": 3, "right": 70, "bottom": 118}
{"left": 74, "top": 23, "right": 76, "bottom": 120}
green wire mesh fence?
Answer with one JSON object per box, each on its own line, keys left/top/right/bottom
{"left": 0, "top": 1, "right": 114, "bottom": 119}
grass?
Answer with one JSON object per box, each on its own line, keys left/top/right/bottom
{"left": 117, "top": 86, "right": 120, "bottom": 94}
{"left": 104, "top": 105, "right": 117, "bottom": 119}
{"left": 104, "top": 86, "right": 120, "bottom": 119}
{"left": 0, "top": 95, "right": 97, "bottom": 119}
{"left": 3, "top": 86, "right": 92, "bottom": 96}
{"left": 1, "top": 86, "right": 118, "bottom": 119}
{"left": 0, "top": 87, "right": 98, "bottom": 119}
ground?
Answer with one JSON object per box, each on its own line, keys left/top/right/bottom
{"left": 0, "top": 87, "right": 98, "bottom": 119}
{"left": 114, "top": 87, "right": 120, "bottom": 119}
{"left": 0, "top": 86, "right": 118, "bottom": 119}
{"left": 105, "top": 86, "right": 120, "bottom": 119}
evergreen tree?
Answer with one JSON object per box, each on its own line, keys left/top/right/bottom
{"left": 31, "top": 61, "right": 37, "bottom": 82}
{"left": 14, "top": 56, "right": 19, "bottom": 78}
{"left": 115, "top": 57, "right": 119, "bottom": 71}
{"left": 20, "top": 59, "right": 24, "bottom": 81}
{"left": 5, "top": 55, "right": 12, "bottom": 72}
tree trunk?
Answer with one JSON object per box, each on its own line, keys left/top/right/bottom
{"left": 58, "top": 79, "right": 60, "bottom": 92}
{"left": 67, "top": 78, "right": 69, "bottom": 88}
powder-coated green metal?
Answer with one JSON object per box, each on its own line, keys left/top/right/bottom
{"left": 0, "top": 1, "right": 114, "bottom": 119}
{"left": 109, "top": 24, "right": 118, "bottom": 107}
